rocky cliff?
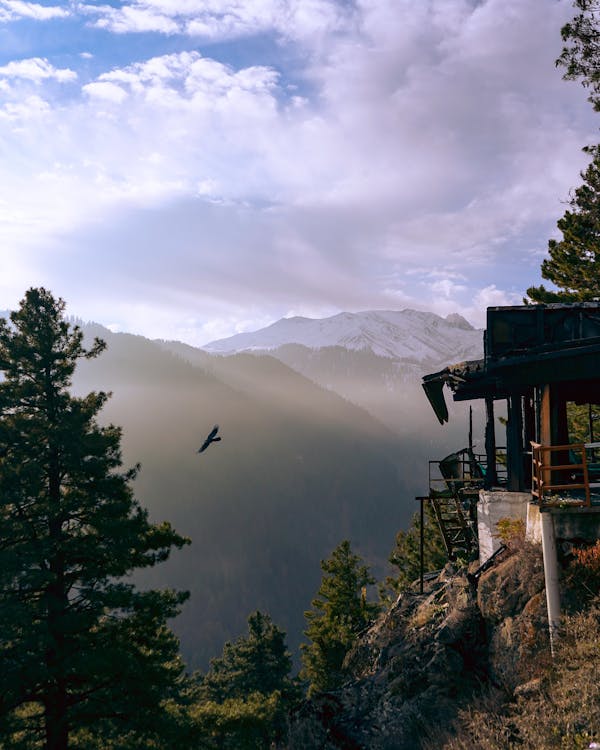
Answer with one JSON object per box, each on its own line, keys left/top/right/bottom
{"left": 288, "top": 543, "right": 551, "bottom": 750}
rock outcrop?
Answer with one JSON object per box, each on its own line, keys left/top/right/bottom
{"left": 289, "top": 545, "right": 549, "bottom": 750}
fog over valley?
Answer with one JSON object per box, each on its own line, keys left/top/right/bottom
{"left": 70, "top": 311, "right": 483, "bottom": 668}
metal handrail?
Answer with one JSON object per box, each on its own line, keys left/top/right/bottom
{"left": 428, "top": 448, "right": 507, "bottom": 495}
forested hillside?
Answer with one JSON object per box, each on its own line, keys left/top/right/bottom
{"left": 74, "top": 325, "right": 417, "bottom": 668}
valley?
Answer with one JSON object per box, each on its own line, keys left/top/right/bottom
{"left": 72, "top": 310, "right": 483, "bottom": 669}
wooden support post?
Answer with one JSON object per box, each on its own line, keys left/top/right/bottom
{"left": 553, "top": 386, "right": 569, "bottom": 448}
{"left": 484, "top": 397, "right": 498, "bottom": 489}
{"left": 545, "top": 383, "right": 569, "bottom": 485}
{"left": 540, "top": 385, "right": 552, "bottom": 490}
{"left": 507, "top": 394, "right": 524, "bottom": 491}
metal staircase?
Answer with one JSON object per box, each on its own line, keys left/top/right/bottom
{"left": 428, "top": 449, "right": 483, "bottom": 560}
{"left": 429, "top": 489, "right": 478, "bottom": 560}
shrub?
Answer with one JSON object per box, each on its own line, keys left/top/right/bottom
{"left": 494, "top": 517, "right": 526, "bottom": 549}
{"left": 566, "top": 540, "right": 600, "bottom": 606}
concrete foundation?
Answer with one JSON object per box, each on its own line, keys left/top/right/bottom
{"left": 526, "top": 502, "right": 600, "bottom": 544}
{"left": 477, "top": 490, "right": 529, "bottom": 564}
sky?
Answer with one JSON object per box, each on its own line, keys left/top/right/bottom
{"left": 0, "top": 0, "right": 598, "bottom": 345}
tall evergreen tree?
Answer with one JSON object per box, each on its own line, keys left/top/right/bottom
{"left": 527, "top": 1, "right": 600, "bottom": 302}
{"left": 300, "top": 540, "right": 379, "bottom": 696}
{"left": 200, "top": 611, "right": 293, "bottom": 702}
{"left": 196, "top": 611, "right": 296, "bottom": 749}
{"left": 382, "top": 504, "right": 447, "bottom": 601}
{"left": 527, "top": 148, "right": 600, "bottom": 302}
{"left": 0, "top": 288, "right": 190, "bottom": 750}
{"left": 557, "top": 0, "right": 600, "bottom": 112}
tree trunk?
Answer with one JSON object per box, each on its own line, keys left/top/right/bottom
{"left": 45, "top": 440, "right": 69, "bottom": 750}
{"left": 45, "top": 687, "right": 69, "bottom": 750}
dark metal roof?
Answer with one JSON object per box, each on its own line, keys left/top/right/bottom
{"left": 422, "top": 304, "right": 600, "bottom": 424}
{"left": 486, "top": 303, "right": 600, "bottom": 361}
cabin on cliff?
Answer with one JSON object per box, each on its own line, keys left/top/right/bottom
{"left": 422, "top": 303, "right": 600, "bottom": 647}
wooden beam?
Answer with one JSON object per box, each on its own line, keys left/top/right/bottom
{"left": 484, "top": 396, "right": 498, "bottom": 488}
{"left": 507, "top": 394, "right": 524, "bottom": 491}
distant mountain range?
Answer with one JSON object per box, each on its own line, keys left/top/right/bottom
{"left": 203, "top": 309, "right": 483, "bottom": 369}
{"left": 199, "top": 309, "right": 484, "bottom": 440}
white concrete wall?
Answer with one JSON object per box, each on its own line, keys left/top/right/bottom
{"left": 477, "top": 490, "right": 530, "bottom": 564}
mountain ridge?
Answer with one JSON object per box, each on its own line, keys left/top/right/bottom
{"left": 202, "top": 309, "right": 483, "bottom": 367}
{"left": 71, "top": 323, "right": 412, "bottom": 670}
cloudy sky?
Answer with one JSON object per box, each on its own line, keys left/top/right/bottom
{"left": 0, "top": 0, "right": 597, "bottom": 344}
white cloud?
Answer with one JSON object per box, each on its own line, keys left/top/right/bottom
{"left": 90, "top": 50, "right": 280, "bottom": 101}
{"left": 80, "top": 0, "right": 352, "bottom": 40}
{"left": 0, "top": 0, "right": 68, "bottom": 21}
{"left": 0, "top": 57, "right": 76, "bottom": 83}
{"left": 82, "top": 81, "right": 128, "bottom": 103}
{"left": 462, "top": 285, "right": 524, "bottom": 327}
{"left": 0, "top": 93, "right": 50, "bottom": 119}
{"left": 91, "top": 4, "right": 179, "bottom": 34}
{"left": 418, "top": 283, "right": 523, "bottom": 328}
{"left": 431, "top": 278, "right": 468, "bottom": 298}
{"left": 0, "top": 0, "right": 596, "bottom": 343}
{"left": 473, "top": 285, "right": 523, "bottom": 311}
{"left": 80, "top": 0, "right": 191, "bottom": 35}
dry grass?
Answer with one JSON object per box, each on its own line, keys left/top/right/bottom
{"left": 420, "top": 599, "right": 600, "bottom": 750}
{"left": 409, "top": 601, "right": 447, "bottom": 630}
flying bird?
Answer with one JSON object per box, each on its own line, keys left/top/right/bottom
{"left": 198, "top": 425, "right": 221, "bottom": 453}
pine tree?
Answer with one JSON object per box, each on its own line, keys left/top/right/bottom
{"left": 527, "top": 1, "right": 600, "bottom": 302}
{"left": 567, "top": 401, "right": 600, "bottom": 445}
{"left": 557, "top": 0, "right": 600, "bottom": 113}
{"left": 196, "top": 611, "right": 296, "bottom": 749}
{"left": 0, "top": 288, "right": 190, "bottom": 750}
{"left": 300, "top": 540, "right": 379, "bottom": 696}
{"left": 200, "top": 611, "right": 294, "bottom": 702}
{"left": 382, "top": 504, "right": 447, "bottom": 600}
{"left": 527, "top": 148, "right": 600, "bottom": 302}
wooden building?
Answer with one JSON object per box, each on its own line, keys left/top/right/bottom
{"left": 422, "top": 304, "right": 600, "bottom": 649}
{"left": 423, "top": 303, "right": 600, "bottom": 505}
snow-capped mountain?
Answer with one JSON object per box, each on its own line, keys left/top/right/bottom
{"left": 203, "top": 309, "right": 483, "bottom": 366}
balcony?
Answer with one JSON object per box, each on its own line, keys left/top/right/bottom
{"left": 531, "top": 441, "right": 600, "bottom": 508}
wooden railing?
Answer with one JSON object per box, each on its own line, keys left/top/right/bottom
{"left": 530, "top": 441, "right": 597, "bottom": 507}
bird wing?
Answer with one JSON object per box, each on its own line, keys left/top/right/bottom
{"left": 198, "top": 425, "right": 220, "bottom": 453}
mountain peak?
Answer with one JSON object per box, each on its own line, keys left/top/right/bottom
{"left": 203, "top": 309, "right": 482, "bottom": 366}
{"left": 445, "top": 313, "right": 474, "bottom": 331}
